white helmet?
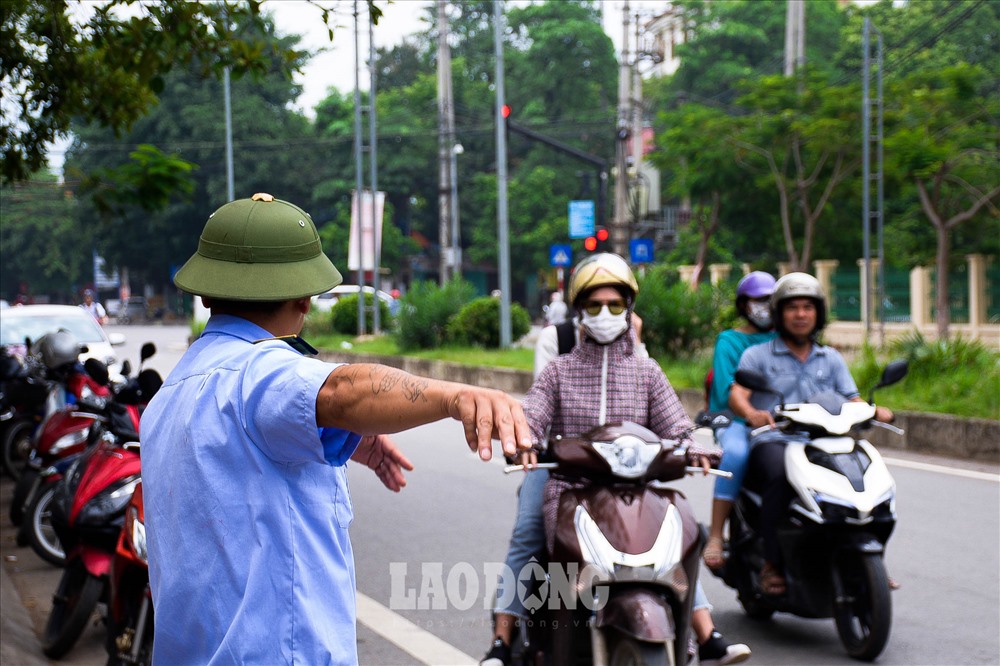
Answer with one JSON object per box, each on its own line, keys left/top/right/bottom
{"left": 770, "top": 272, "right": 827, "bottom": 336}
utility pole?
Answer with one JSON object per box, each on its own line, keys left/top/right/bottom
{"left": 437, "top": 0, "right": 456, "bottom": 285}
{"left": 862, "top": 17, "right": 885, "bottom": 346}
{"left": 223, "top": 67, "right": 234, "bottom": 202}
{"left": 369, "top": 9, "right": 381, "bottom": 334}
{"left": 612, "top": 1, "right": 631, "bottom": 258}
{"left": 353, "top": 0, "right": 366, "bottom": 334}
{"left": 631, "top": 8, "right": 644, "bottom": 223}
{"left": 784, "top": 0, "right": 806, "bottom": 76}
{"left": 494, "top": 0, "right": 512, "bottom": 348}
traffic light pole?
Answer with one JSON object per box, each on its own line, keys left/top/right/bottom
{"left": 504, "top": 118, "right": 609, "bottom": 230}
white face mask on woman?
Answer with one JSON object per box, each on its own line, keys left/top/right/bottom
{"left": 581, "top": 307, "right": 629, "bottom": 344}
{"left": 747, "top": 300, "right": 773, "bottom": 331}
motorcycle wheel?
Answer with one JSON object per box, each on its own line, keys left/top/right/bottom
{"left": 609, "top": 636, "right": 670, "bottom": 666}
{"left": 42, "top": 558, "right": 104, "bottom": 658}
{"left": 832, "top": 552, "right": 892, "bottom": 662}
{"left": 1, "top": 419, "right": 33, "bottom": 481}
{"left": 10, "top": 466, "right": 38, "bottom": 526}
{"left": 28, "top": 483, "right": 66, "bottom": 566}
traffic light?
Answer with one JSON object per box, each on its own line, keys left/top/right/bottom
{"left": 584, "top": 226, "right": 609, "bottom": 252}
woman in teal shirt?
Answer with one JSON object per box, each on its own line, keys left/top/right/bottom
{"left": 703, "top": 271, "right": 776, "bottom": 569}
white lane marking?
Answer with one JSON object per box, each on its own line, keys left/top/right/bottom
{"left": 356, "top": 591, "right": 477, "bottom": 666}
{"left": 884, "top": 456, "right": 1000, "bottom": 482}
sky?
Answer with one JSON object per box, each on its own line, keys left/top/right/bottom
{"left": 268, "top": 0, "right": 667, "bottom": 117}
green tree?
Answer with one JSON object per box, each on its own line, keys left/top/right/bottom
{"left": 884, "top": 64, "right": 999, "bottom": 339}
{"left": 64, "top": 12, "right": 315, "bottom": 292}
{"left": 731, "top": 71, "right": 862, "bottom": 271}
{"left": 0, "top": 0, "right": 374, "bottom": 183}
{"left": 0, "top": 171, "right": 90, "bottom": 300}
{"left": 665, "top": 0, "right": 846, "bottom": 104}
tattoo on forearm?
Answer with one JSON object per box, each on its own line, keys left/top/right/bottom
{"left": 367, "top": 367, "right": 427, "bottom": 403}
{"left": 342, "top": 367, "right": 360, "bottom": 387}
{"left": 401, "top": 377, "right": 429, "bottom": 403}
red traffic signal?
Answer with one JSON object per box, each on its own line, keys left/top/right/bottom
{"left": 501, "top": 104, "right": 511, "bottom": 119}
{"left": 596, "top": 227, "right": 609, "bottom": 242}
{"left": 584, "top": 236, "right": 598, "bottom": 251}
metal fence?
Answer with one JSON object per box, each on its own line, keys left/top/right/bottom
{"left": 829, "top": 265, "right": 980, "bottom": 323}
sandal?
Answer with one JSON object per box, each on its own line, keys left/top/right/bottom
{"left": 759, "top": 562, "right": 787, "bottom": 596}
{"left": 703, "top": 536, "right": 725, "bottom": 569}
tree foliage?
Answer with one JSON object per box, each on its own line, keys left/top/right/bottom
{"left": 883, "top": 63, "right": 999, "bottom": 338}
{"left": 1, "top": 0, "right": 309, "bottom": 182}
{"left": 0, "top": 171, "right": 89, "bottom": 300}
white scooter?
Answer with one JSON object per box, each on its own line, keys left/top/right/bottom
{"left": 709, "top": 360, "right": 907, "bottom": 662}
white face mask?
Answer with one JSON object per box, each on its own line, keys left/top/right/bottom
{"left": 581, "top": 307, "right": 629, "bottom": 344}
{"left": 747, "top": 301, "right": 773, "bottom": 330}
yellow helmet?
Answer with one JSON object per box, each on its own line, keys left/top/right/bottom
{"left": 568, "top": 253, "right": 638, "bottom": 306}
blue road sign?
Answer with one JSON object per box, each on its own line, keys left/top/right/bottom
{"left": 568, "top": 200, "right": 596, "bottom": 239}
{"left": 550, "top": 244, "right": 572, "bottom": 267}
{"left": 630, "top": 239, "right": 654, "bottom": 264}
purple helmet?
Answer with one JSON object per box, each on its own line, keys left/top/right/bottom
{"left": 736, "top": 271, "right": 776, "bottom": 300}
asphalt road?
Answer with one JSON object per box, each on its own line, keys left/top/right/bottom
{"left": 2, "top": 323, "right": 998, "bottom": 665}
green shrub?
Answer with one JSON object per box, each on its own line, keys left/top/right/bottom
{"left": 302, "top": 308, "right": 335, "bottom": 338}
{"left": 634, "top": 265, "right": 737, "bottom": 359}
{"left": 395, "top": 279, "right": 476, "bottom": 350}
{"left": 330, "top": 294, "right": 392, "bottom": 335}
{"left": 850, "top": 332, "right": 999, "bottom": 418}
{"left": 446, "top": 297, "right": 531, "bottom": 348}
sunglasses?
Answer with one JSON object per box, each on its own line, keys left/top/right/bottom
{"left": 582, "top": 300, "right": 627, "bottom": 316}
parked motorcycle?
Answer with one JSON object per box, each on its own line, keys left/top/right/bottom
{"left": 40, "top": 360, "right": 160, "bottom": 659}
{"left": 2, "top": 331, "right": 101, "bottom": 481}
{"left": 708, "top": 360, "right": 908, "bottom": 662}
{"left": 14, "top": 345, "right": 155, "bottom": 560}
{"left": 503, "top": 421, "right": 726, "bottom": 666}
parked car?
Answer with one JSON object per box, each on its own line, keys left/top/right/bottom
{"left": 311, "top": 285, "right": 396, "bottom": 313}
{"left": 0, "top": 305, "right": 125, "bottom": 371}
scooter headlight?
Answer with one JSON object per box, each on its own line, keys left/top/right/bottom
{"left": 124, "top": 504, "right": 148, "bottom": 564}
{"left": 592, "top": 435, "right": 662, "bottom": 479}
{"left": 50, "top": 428, "right": 89, "bottom": 454}
{"left": 78, "top": 476, "right": 140, "bottom": 526}
{"left": 575, "top": 504, "right": 684, "bottom": 584}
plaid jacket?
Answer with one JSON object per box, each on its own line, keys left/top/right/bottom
{"left": 523, "top": 330, "right": 696, "bottom": 551}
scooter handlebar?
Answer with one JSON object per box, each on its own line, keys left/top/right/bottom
{"left": 502, "top": 462, "right": 733, "bottom": 479}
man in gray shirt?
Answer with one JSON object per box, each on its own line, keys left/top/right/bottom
{"left": 729, "top": 273, "right": 893, "bottom": 596}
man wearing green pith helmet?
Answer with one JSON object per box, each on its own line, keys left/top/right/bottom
{"left": 140, "top": 193, "right": 533, "bottom": 665}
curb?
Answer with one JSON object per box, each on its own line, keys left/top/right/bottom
{"left": 318, "top": 350, "right": 1000, "bottom": 464}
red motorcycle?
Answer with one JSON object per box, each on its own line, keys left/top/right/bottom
{"left": 13, "top": 347, "right": 154, "bottom": 564}
{"left": 107, "top": 477, "right": 152, "bottom": 666}
{"left": 41, "top": 383, "right": 153, "bottom": 659}
{"left": 2, "top": 331, "right": 100, "bottom": 481}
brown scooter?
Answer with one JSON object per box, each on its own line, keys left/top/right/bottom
{"left": 506, "top": 422, "right": 725, "bottom": 666}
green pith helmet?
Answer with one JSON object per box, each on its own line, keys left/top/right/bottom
{"left": 173, "top": 193, "right": 342, "bottom": 301}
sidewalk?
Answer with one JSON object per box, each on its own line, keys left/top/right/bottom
{"left": 1, "top": 563, "right": 49, "bottom": 666}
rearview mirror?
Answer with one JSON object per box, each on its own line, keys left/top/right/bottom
{"left": 108, "top": 333, "right": 127, "bottom": 346}
{"left": 83, "top": 358, "right": 110, "bottom": 386}
{"left": 140, "top": 342, "right": 157, "bottom": 363}
{"left": 733, "top": 369, "right": 770, "bottom": 393}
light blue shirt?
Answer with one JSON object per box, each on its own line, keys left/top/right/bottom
{"left": 737, "top": 337, "right": 859, "bottom": 413}
{"left": 141, "top": 315, "right": 362, "bottom": 665}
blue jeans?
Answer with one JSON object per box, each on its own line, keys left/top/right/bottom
{"left": 494, "top": 469, "right": 710, "bottom": 617}
{"left": 713, "top": 422, "right": 751, "bottom": 502}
